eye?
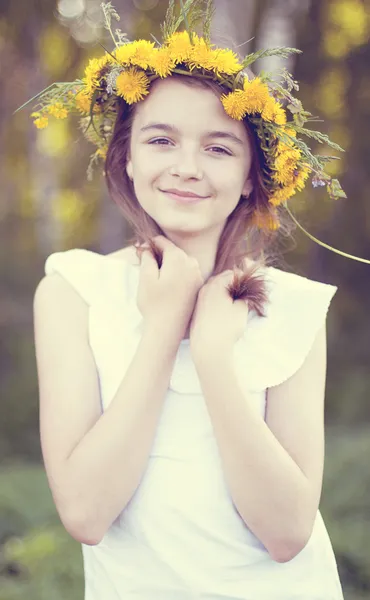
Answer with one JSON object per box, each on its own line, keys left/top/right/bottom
{"left": 208, "top": 146, "right": 232, "bottom": 156}
{"left": 148, "top": 137, "right": 173, "bottom": 146}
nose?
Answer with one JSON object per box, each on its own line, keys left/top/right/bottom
{"left": 169, "top": 148, "right": 203, "bottom": 179}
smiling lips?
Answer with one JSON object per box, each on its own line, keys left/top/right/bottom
{"left": 161, "top": 188, "right": 209, "bottom": 202}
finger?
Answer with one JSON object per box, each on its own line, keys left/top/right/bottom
{"left": 140, "top": 249, "right": 159, "bottom": 281}
{"left": 151, "top": 235, "right": 174, "bottom": 248}
{"left": 215, "top": 270, "right": 234, "bottom": 283}
{"left": 135, "top": 243, "right": 150, "bottom": 261}
{"left": 150, "top": 235, "right": 184, "bottom": 269}
{"left": 150, "top": 235, "right": 178, "bottom": 255}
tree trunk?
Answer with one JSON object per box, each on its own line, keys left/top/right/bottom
{"left": 212, "top": 0, "right": 256, "bottom": 51}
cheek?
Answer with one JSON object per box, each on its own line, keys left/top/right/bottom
{"left": 212, "top": 162, "right": 246, "bottom": 192}
{"left": 134, "top": 147, "right": 165, "bottom": 182}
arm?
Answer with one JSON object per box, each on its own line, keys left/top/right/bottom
{"left": 193, "top": 324, "right": 327, "bottom": 563}
{"left": 34, "top": 273, "right": 180, "bottom": 546}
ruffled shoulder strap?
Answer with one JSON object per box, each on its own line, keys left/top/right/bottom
{"left": 44, "top": 248, "right": 104, "bottom": 306}
{"left": 235, "top": 266, "right": 338, "bottom": 391}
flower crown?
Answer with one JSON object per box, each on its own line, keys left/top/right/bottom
{"left": 15, "top": 1, "right": 370, "bottom": 264}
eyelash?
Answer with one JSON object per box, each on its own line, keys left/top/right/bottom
{"left": 148, "top": 138, "right": 232, "bottom": 156}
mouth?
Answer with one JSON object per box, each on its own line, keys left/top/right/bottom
{"left": 160, "top": 189, "right": 210, "bottom": 203}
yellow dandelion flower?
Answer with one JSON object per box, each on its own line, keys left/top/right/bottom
{"left": 83, "top": 59, "right": 100, "bottom": 94}
{"left": 274, "top": 169, "right": 299, "bottom": 187}
{"left": 275, "top": 135, "right": 297, "bottom": 155}
{"left": 114, "top": 43, "right": 137, "bottom": 65}
{"left": 209, "top": 48, "right": 241, "bottom": 75}
{"left": 98, "top": 54, "right": 115, "bottom": 73}
{"left": 276, "top": 147, "right": 301, "bottom": 173}
{"left": 129, "top": 40, "right": 156, "bottom": 69}
{"left": 74, "top": 91, "right": 101, "bottom": 114}
{"left": 47, "top": 102, "right": 68, "bottom": 119}
{"left": 83, "top": 55, "right": 111, "bottom": 95}
{"left": 275, "top": 126, "right": 297, "bottom": 153}
{"left": 242, "top": 77, "right": 271, "bottom": 114}
{"left": 116, "top": 68, "right": 150, "bottom": 104}
{"left": 221, "top": 90, "right": 248, "bottom": 121}
{"left": 269, "top": 184, "right": 296, "bottom": 206}
{"left": 283, "top": 126, "right": 297, "bottom": 138}
{"left": 294, "top": 163, "right": 311, "bottom": 191}
{"left": 188, "top": 37, "right": 214, "bottom": 70}
{"left": 272, "top": 170, "right": 292, "bottom": 187}
{"left": 273, "top": 147, "right": 301, "bottom": 185}
{"left": 275, "top": 141, "right": 289, "bottom": 155}
{"left": 75, "top": 91, "right": 91, "bottom": 113}
{"left": 97, "top": 146, "right": 108, "bottom": 159}
{"left": 33, "top": 115, "right": 49, "bottom": 129}
{"left": 150, "top": 47, "right": 175, "bottom": 78}
{"left": 261, "top": 97, "right": 287, "bottom": 125}
{"left": 166, "top": 31, "right": 193, "bottom": 64}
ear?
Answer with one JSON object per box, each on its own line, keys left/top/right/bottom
{"left": 242, "top": 178, "right": 253, "bottom": 197}
{"left": 126, "top": 159, "right": 133, "bottom": 181}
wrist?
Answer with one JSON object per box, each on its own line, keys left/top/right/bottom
{"left": 191, "top": 340, "right": 234, "bottom": 368}
{"left": 142, "top": 318, "right": 185, "bottom": 348}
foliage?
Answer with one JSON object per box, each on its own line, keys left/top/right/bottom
{"left": 0, "top": 465, "right": 83, "bottom": 600}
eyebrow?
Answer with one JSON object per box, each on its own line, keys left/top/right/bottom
{"left": 139, "top": 122, "right": 244, "bottom": 146}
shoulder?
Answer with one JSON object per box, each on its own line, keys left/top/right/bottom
{"left": 105, "top": 245, "right": 140, "bottom": 266}
{"left": 261, "top": 265, "right": 338, "bottom": 348}
{"left": 33, "top": 275, "right": 90, "bottom": 355}
{"left": 36, "top": 245, "right": 139, "bottom": 315}
{"left": 236, "top": 264, "right": 338, "bottom": 391}
{"left": 41, "top": 247, "right": 136, "bottom": 307}
{"left": 263, "top": 265, "right": 338, "bottom": 308}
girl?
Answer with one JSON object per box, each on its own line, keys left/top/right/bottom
{"left": 30, "top": 2, "right": 347, "bottom": 598}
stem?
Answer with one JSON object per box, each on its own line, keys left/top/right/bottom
{"left": 98, "top": 42, "right": 120, "bottom": 64}
{"left": 179, "top": 0, "right": 193, "bottom": 44}
{"left": 13, "top": 82, "right": 74, "bottom": 114}
{"left": 172, "top": 68, "right": 216, "bottom": 80}
{"left": 108, "top": 24, "right": 118, "bottom": 48}
{"left": 284, "top": 203, "right": 370, "bottom": 264}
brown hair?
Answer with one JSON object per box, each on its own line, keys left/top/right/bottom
{"left": 104, "top": 74, "right": 294, "bottom": 315}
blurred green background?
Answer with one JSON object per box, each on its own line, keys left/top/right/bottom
{"left": 1, "top": 0, "right": 370, "bottom": 598}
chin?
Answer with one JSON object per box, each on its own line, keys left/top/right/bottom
{"left": 162, "top": 224, "right": 204, "bottom": 236}
{"left": 151, "top": 210, "right": 202, "bottom": 228}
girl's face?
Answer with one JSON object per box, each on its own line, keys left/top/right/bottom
{"left": 126, "top": 78, "right": 253, "bottom": 239}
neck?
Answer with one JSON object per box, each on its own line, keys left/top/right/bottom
{"left": 163, "top": 229, "right": 221, "bottom": 282}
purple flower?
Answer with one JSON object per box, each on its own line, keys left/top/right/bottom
{"left": 312, "top": 176, "right": 326, "bottom": 188}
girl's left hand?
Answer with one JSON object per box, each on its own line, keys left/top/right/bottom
{"left": 189, "top": 269, "right": 249, "bottom": 361}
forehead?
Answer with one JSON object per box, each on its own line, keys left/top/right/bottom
{"left": 132, "top": 78, "right": 247, "bottom": 139}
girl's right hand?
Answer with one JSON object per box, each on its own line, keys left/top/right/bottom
{"left": 136, "top": 235, "right": 204, "bottom": 335}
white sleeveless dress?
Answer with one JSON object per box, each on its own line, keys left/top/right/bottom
{"left": 44, "top": 248, "right": 344, "bottom": 600}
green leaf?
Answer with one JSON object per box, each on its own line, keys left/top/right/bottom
{"left": 315, "top": 154, "right": 341, "bottom": 165}
{"left": 161, "top": 0, "right": 176, "bottom": 39}
{"left": 175, "top": 0, "right": 204, "bottom": 39}
{"left": 101, "top": 2, "right": 121, "bottom": 47}
{"left": 13, "top": 82, "right": 73, "bottom": 115}
{"left": 203, "top": 0, "right": 215, "bottom": 44}
{"left": 178, "top": 0, "right": 192, "bottom": 39}
{"left": 287, "top": 100, "right": 303, "bottom": 114}
{"left": 295, "top": 127, "right": 345, "bottom": 152}
{"left": 293, "top": 112, "right": 309, "bottom": 128}
{"left": 83, "top": 90, "right": 103, "bottom": 138}
{"left": 327, "top": 178, "right": 347, "bottom": 199}
{"left": 242, "top": 47, "right": 302, "bottom": 69}
{"left": 97, "top": 42, "right": 120, "bottom": 64}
